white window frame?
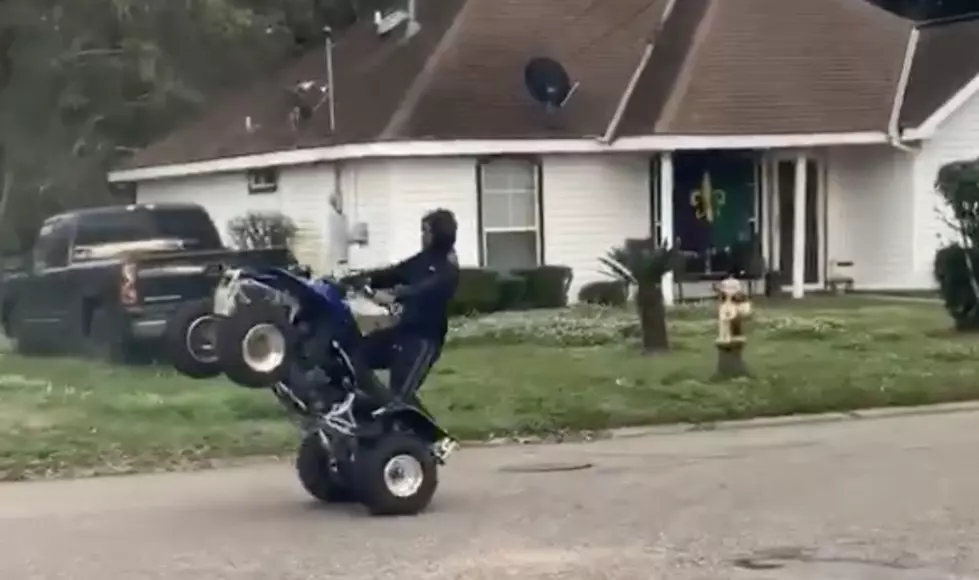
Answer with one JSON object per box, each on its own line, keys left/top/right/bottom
{"left": 477, "top": 157, "right": 543, "bottom": 270}
{"left": 247, "top": 167, "right": 279, "bottom": 194}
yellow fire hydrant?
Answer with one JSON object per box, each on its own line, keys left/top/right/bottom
{"left": 714, "top": 277, "right": 753, "bottom": 379}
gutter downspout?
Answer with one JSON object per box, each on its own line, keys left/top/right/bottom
{"left": 600, "top": 0, "right": 678, "bottom": 143}
{"left": 887, "top": 27, "right": 919, "bottom": 153}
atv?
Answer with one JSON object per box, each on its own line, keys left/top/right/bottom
{"left": 164, "top": 264, "right": 457, "bottom": 516}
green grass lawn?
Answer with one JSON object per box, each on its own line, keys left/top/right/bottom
{"left": 1, "top": 296, "right": 977, "bottom": 480}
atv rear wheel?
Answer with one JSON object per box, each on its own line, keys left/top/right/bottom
{"left": 296, "top": 434, "right": 358, "bottom": 503}
{"left": 216, "top": 302, "right": 296, "bottom": 388}
{"left": 355, "top": 433, "right": 438, "bottom": 516}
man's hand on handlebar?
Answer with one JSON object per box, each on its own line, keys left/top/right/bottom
{"left": 338, "top": 273, "right": 369, "bottom": 290}
{"left": 371, "top": 289, "right": 398, "bottom": 306}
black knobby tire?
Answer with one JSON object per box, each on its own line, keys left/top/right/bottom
{"left": 356, "top": 433, "right": 438, "bottom": 517}
{"left": 215, "top": 301, "right": 296, "bottom": 388}
{"left": 296, "top": 434, "right": 358, "bottom": 503}
{"left": 164, "top": 299, "right": 222, "bottom": 379}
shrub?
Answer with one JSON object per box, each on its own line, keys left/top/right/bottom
{"left": 496, "top": 274, "right": 528, "bottom": 311}
{"left": 934, "top": 244, "right": 979, "bottom": 330}
{"left": 514, "top": 265, "right": 573, "bottom": 308}
{"left": 227, "top": 211, "right": 297, "bottom": 250}
{"left": 934, "top": 157, "right": 979, "bottom": 331}
{"left": 577, "top": 280, "right": 627, "bottom": 306}
{"left": 450, "top": 268, "right": 500, "bottom": 315}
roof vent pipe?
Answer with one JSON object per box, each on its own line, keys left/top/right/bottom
{"left": 324, "top": 26, "right": 336, "bottom": 134}
{"left": 405, "top": 0, "right": 421, "bottom": 39}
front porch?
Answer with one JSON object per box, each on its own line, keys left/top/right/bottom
{"left": 650, "top": 148, "right": 851, "bottom": 304}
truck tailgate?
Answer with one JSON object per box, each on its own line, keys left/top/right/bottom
{"left": 133, "top": 247, "right": 293, "bottom": 305}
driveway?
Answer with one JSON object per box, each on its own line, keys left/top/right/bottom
{"left": 1, "top": 410, "right": 978, "bottom": 579}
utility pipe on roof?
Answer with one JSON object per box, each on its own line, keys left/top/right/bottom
{"left": 887, "top": 27, "right": 919, "bottom": 153}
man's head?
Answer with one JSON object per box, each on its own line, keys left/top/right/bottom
{"left": 421, "top": 208, "right": 457, "bottom": 253}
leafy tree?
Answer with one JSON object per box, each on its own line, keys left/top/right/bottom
{"left": 228, "top": 211, "right": 298, "bottom": 250}
{"left": 867, "top": 0, "right": 979, "bottom": 19}
{"left": 599, "top": 238, "right": 677, "bottom": 354}
{"left": 0, "top": 0, "right": 382, "bottom": 254}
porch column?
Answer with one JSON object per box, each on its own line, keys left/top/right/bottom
{"left": 792, "top": 153, "right": 807, "bottom": 299}
{"left": 768, "top": 157, "right": 780, "bottom": 271}
{"left": 760, "top": 155, "right": 770, "bottom": 265}
{"left": 659, "top": 151, "right": 675, "bottom": 306}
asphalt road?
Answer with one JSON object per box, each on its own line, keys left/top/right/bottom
{"left": 2, "top": 410, "right": 978, "bottom": 580}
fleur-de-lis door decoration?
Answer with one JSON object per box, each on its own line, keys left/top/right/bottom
{"left": 689, "top": 172, "right": 726, "bottom": 223}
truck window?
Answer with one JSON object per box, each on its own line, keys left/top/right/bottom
{"left": 33, "top": 219, "right": 74, "bottom": 270}
{"left": 73, "top": 206, "right": 223, "bottom": 257}
{"left": 151, "top": 207, "right": 223, "bottom": 249}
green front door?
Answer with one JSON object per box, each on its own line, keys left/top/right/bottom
{"left": 673, "top": 151, "right": 757, "bottom": 275}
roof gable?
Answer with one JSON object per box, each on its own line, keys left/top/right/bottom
{"left": 620, "top": 0, "right": 912, "bottom": 136}
{"left": 900, "top": 14, "right": 979, "bottom": 131}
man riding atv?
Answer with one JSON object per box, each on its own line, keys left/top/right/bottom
{"left": 288, "top": 208, "right": 458, "bottom": 420}
{"left": 348, "top": 208, "right": 459, "bottom": 411}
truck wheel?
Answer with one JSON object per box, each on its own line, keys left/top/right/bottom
{"left": 87, "top": 306, "right": 140, "bottom": 364}
{"left": 9, "top": 306, "right": 46, "bottom": 355}
{"left": 355, "top": 433, "right": 438, "bottom": 516}
{"left": 296, "top": 434, "right": 358, "bottom": 503}
{"left": 164, "top": 300, "right": 222, "bottom": 379}
{"left": 216, "top": 302, "right": 296, "bottom": 388}
{"left": 1, "top": 301, "right": 14, "bottom": 340}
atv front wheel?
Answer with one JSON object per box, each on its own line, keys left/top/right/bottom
{"left": 216, "top": 302, "right": 296, "bottom": 388}
{"left": 356, "top": 433, "right": 438, "bottom": 516}
{"left": 296, "top": 434, "right": 358, "bottom": 503}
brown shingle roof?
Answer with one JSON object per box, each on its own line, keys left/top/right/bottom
{"left": 123, "top": 0, "right": 469, "bottom": 169}
{"left": 397, "top": 0, "right": 668, "bottom": 139}
{"left": 620, "top": 0, "right": 913, "bottom": 135}
{"left": 121, "top": 0, "right": 979, "bottom": 172}
{"left": 900, "top": 14, "right": 979, "bottom": 129}
{"left": 124, "top": 0, "right": 668, "bottom": 169}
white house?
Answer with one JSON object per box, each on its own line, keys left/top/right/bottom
{"left": 107, "top": 0, "right": 979, "bottom": 304}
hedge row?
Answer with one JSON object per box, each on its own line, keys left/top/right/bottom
{"left": 450, "top": 267, "right": 633, "bottom": 314}
{"left": 577, "top": 280, "right": 628, "bottom": 306}
{"left": 450, "top": 266, "right": 574, "bottom": 315}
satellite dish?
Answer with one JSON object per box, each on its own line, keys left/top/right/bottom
{"left": 523, "top": 57, "right": 577, "bottom": 109}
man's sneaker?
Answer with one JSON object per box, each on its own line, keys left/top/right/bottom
{"left": 431, "top": 437, "right": 459, "bottom": 463}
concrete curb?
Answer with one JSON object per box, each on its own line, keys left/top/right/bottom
{"left": 462, "top": 401, "right": 979, "bottom": 448}
{"left": 595, "top": 400, "right": 979, "bottom": 439}
{"left": 857, "top": 293, "right": 940, "bottom": 304}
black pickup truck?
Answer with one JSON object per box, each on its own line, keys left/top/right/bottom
{"left": 0, "top": 202, "right": 294, "bottom": 362}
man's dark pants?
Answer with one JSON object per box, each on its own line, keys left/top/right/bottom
{"left": 353, "top": 326, "right": 442, "bottom": 412}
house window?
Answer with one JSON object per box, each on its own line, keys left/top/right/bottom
{"left": 247, "top": 168, "right": 279, "bottom": 194}
{"left": 478, "top": 158, "right": 541, "bottom": 271}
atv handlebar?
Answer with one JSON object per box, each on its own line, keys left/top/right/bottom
{"left": 334, "top": 275, "right": 402, "bottom": 317}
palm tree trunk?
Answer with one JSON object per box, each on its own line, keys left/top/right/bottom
{"left": 635, "top": 281, "right": 668, "bottom": 354}
{"left": 0, "top": 169, "right": 12, "bottom": 234}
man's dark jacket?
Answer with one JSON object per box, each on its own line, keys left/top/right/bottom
{"left": 365, "top": 231, "right": 459, "bottom": 343}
